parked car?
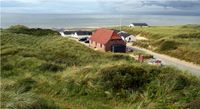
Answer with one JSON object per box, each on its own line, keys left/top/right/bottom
{"left": 79, "top": 37, "right": 88, "bottom": 42}
{"left": 84, "top": 39, "right": 89, "bottom": 43}
{"left": 148, "top": 58, "right": 162, "bottom": 66}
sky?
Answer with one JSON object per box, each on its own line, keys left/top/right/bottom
{"left": 1, "top": 0, "right": 200, "bottom": 15}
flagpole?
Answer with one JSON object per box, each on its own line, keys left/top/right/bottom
{"left": 119, "top": 7, "right": 122, "bottom": 32}
{"left": 120, "top": 14, "right": 122, "bottom": 31}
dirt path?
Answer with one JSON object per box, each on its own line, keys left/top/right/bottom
{"left": 127, "top": 44, "right": 200, "bottom": 76}
{"left": 68, "top": 37, "right": 200, "bottom": 76}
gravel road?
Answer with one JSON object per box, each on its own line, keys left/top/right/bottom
{"left": 127, "top": 45, "right": 200, "bottom": 76}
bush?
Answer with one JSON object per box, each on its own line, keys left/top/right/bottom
{"left": 16, "top": 78, "right": 37, "bottom": 93}
{"left": 183, "top": 100, "right": 200, "bottom": 109}
{"left": 109, "top": 54, "right": 132, "bottom": 61}
{"left": 159, "top": 40, "right": 179, "bottom": 51}
{"left": 1, "top": 71, "right": 18, "bottom": 78}
{"left": 38, "top": 62, "right": 64, "bottom": 72}
{"left": 7, "top": 25, "right": 59, "bottom": 36}
{"left": 98, "top": 65, "right": 149, "bottom": 91}
{"left": 132, "top": 40, "right": 149, "bottom": 48}
{"left": 1, "top": 47, "right": 19, "bottom": 56}
{"left": 8, "top": 25, "right": 29, "bottom": 31}
{"left": 1, "top": 63, "right": 14, "bottom": 71}
{"left": 173, "top": 75, "right": 190, "bottom": 90}
{"left": 175, "top": 32, "right": 200, "bottom": 39}
{"left": 1, "top": 91, "right": 58, "bottom": 109}
{"left": 181, "top": 24, "right": 200, "bottom": 29}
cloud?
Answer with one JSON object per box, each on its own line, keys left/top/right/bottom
{"left": 1, "top": 0, "right": 200, "bottom": 15}
{"left": 142, "top": 0, "right": 200, "bottom": 10}
{"left": 96, "top": 0, "right": 200, "bottom": 15}
{"left": 1, "top": 0, "right": 101, "bottom": 13}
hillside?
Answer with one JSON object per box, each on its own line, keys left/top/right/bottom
{"left": 1, "top": 25, "right": 200, "bottom": 109}
{"left": 114, "top": 25, "right": 200, "bottom": 65}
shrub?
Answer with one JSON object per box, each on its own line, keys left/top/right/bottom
{"left": 1, "top": 71, "right": 18, "bottom": 78}
{"left": 1, "top": 63, "right": 14, "bottom": 71}
{"left": 175, "top": 32, "right": 200, "bottom": 39}
{"left": 183, "top": 100, "right": 200, "bottom": 109}
{"left": 1, "top": 47, "right": 19, "bottom": 56}
{"left": 16, "top": 78, "right": 37, "bottom": 93}
{"left": 159, "top": 40, "right": 179, "bottom": 51}
{"left": 109, "top": 54, "right": 132, "bottom": 61}
{"left": 38, "top": 62, "right": 64, "bottom": 72}
{"left": 8, "top": 25, "right": 29, "bottom": 31}
{"left": 132, "top": 40, "right": 149, "bottom": 48}
{"left": 181, "top": 24, "right": 200, "bottom": 29}
{"left": 1, "top": 91, "right": 58, "bottom": 109}
{"left": 173, "top": 75, "right": 190, "bottom": 90}
{"left": 98, "top": 65, "right": 149, "bottom": 91}
{"left": 7, "top": 25, "right": 59, "bottom": 36}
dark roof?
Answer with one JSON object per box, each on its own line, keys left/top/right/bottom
{"left": 64, "top": 31, "right": 75, "bottom": 35}
{"left": 118, "top": 32, "right": 131, "bottom": 38}
{"left": 131, "top": 23, "right": 148, "bottom": 26}
{"left": 63, "top": 31, "right": 92, "bottom": 35}
{"left": 76, "top": 31, "right": 92, "bottom": 35}
{"left": 90, "top": 28, "right": 122, "bottom": 44}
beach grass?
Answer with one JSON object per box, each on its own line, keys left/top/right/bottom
{"left": 1, "top": 25, "right": 200, "bottom": 109}
{"left": 113, "top": 24, "right": 200, "bottom": 65}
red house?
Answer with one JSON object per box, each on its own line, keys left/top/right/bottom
{"left": 89, "top": 28, "right": 126, "bottom": 52}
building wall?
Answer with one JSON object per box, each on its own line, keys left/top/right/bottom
{"left": 89, "top": 39, "right": 126, "bottom": 52}
{"left": 125, "top": 35, "right": 136, "bottom": 42}
{"left": 105, "top": 39, "right": 126, "bottom": 51}
{"left": 89, "top": 40, "right": 105, "bottom": 51}
{"left": 89, "top": 33, "right": 126, "bottom": 52}
{"left": 129, "top": 24, "right": 134, "bottom": 27}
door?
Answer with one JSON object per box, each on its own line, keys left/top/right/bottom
{"left": 111, "top": 45, "right": 126, "bottom": 53}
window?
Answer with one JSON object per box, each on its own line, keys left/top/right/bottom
{"left": 100, "top": 44, "right": 102, "bottom": 48}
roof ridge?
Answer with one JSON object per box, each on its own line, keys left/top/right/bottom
{"left": 90, "top": 28, "right": 121, "bottom": 44}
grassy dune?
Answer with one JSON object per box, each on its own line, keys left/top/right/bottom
{"left": 1, "top": 25, "right": 200, "bottom": 109}
{"left": 114, "top": 25, "right": 200, "bottom": 65}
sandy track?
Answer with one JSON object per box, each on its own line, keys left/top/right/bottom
{"left": 127, "top": 44, "right": 200, "bottom": 76}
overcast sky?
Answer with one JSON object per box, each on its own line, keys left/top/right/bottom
{"left": 1, "top": 0, "right": 200, "bottom": 15}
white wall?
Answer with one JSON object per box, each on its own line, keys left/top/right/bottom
{"left": 129, "top": 24, "right": 134, "bottom": 27}
{"left": 125, "top": 35, "right": 136, "bottom": 42}
{"left": 59, "top": 32, "right": 72, "bottom": 37}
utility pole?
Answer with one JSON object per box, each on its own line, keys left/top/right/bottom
{"left": 119, "top": 7, "right": 122, "bottom": 32}
{"left": 120, "top": 14, "right": 122, "bottom": 31}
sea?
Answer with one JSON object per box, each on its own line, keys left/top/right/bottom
{"left": 1, "top": 13, "right": 200, "bottom": 29}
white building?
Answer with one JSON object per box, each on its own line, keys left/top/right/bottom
{"left": 72, "top": 31, "right": 92, "bottom": 39}
{"left": 129, "top": 23, "right": 148, "bottom": 28}
{"left": 59, "top": 31, "right": 75, "bottom": 37}
{"left": 118, "top": 31, "right": 136, "bottom": 42}
{"left": 60, "top": 31, "right": 92, "bottom": 39}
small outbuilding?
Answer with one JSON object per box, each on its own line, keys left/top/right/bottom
{"left": 59, "top": 31, "right": 75, "bottom": 37}
{"left": 59, "top": 30, "right": 92, "bottom": 38}
{"left": 72, "top": 31, "right": 92, "bottom": 39}
{"left": 89, "top": 28, "right": 126, "bottom": 53}
{"left": 117, "top": 31, "right": 136, "bottom": 42}
{"left": 129, "top": 23, "right": 148, "bottom": 28}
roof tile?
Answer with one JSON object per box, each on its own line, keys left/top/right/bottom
{"left": 90, "top": 28, "right": 122, "bottom": 44}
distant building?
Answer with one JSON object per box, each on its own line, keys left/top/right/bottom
{"left": 89, "top": 28, "right": 126, "bottom": 53}
{"left": 129, "top": 23, "right": 148, "bottom": 28}
{"left": 72, "top": 31, "right": 92, "bottom": 39}
{"left": 117, "top": 31, "right": 136, "bottom": 42}
{"left": 59, "top": 31, "right": 75, "bottom": 37}
{"left": 60, "top": 31, "right": 92, "bottom": 38}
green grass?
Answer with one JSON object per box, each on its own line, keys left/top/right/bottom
{"left": 1, "top": 25, "right": 200, "bottom": 109}
{"left": 113, "top": 24, "right": 200, "bottom": 65}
